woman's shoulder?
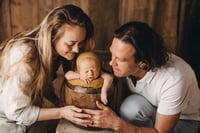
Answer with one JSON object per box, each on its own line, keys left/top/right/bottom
{"left": 11, "top": 42, "right": 32, "bottom": 52}
{"left": 8, "top": 43, "right": 33, "bottom": 59}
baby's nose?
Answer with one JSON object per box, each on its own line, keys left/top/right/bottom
{"left": 88, "top": 70, "right": 94, "bottom": 76}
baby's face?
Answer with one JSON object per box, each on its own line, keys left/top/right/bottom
{"left": 78, "top": 58, "right": 100, "bottom": 81}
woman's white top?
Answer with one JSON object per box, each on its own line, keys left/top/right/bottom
{"left": 0, "top": 43, "right": 40, "bottom": 132}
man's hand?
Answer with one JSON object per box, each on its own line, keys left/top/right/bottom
{"left": 83, "top": 101, "right": 120, "bottom": 130}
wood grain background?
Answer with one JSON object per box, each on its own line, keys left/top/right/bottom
{"left": 0, "top": 0, "right": 199, "bottom": 82}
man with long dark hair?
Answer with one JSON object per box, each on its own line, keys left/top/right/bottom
{"left": 84, "top": 21, "right": 200, "bottom": 133}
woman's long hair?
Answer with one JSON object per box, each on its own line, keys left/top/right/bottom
{"left": 0, "top": 4, "right": 94, "bottom": 106}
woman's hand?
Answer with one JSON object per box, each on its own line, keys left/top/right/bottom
{"left": 60, "top": 105, "right": 93, "bottom": 127}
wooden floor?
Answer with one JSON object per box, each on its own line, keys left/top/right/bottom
{"left": 56, "top": 119, "right": 118, "bottom": 133}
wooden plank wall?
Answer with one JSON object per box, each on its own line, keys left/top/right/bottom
{"left": 0, "top": 0, "right": 196, "bottom": 54}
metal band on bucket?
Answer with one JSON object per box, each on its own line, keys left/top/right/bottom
{"left": 66, "top": 82, "right": 101, "bottom": 94}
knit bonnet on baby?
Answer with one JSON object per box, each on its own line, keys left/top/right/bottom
{"left": 76, "top": 51, "right": 101, "bottom": 70}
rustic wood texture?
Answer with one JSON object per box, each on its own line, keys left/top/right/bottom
{"left": 1, "top": 0, "right": 196, "bottom": 53}
{"left": 65, "top": 83, "right": 101, "bottom": 109}
{"left": 119, "top": 0, "right": 179, "bottom": 52}
{"left": 56, "top": 119, "right": 117, "bottom": 133}
{"left": 0, "top": 0, "right": 199, "bottom": 106}
{"left": 0, "top": 0, "right": 11, "bottom": 42}
{"left": 0, "top": 1, "right": 199, "bottom": 131}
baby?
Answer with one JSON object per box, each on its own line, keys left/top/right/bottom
{"left": 65, "top": 51, "right": 113, "bottom": 105}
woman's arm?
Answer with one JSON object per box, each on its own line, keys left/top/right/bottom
{"left": 3, "top": 44, "right": 40, "bottom": 126}
{"left": 38, "top": 106, "right": 92, "bottom": 127}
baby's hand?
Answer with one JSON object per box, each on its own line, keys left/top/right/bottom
{"left": 80, "top": 77, "right": 93, "bottom": 84}
{"left": 80, "top": 77, "right": 90, "bottom": 84}
{"left": 101, "top": 92, "right": 108, "bottom": 105}
{"left": 65, "top": 71, "right": 81, "bottom": 80}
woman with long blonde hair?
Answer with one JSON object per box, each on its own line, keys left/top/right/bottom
{"left": 0, "top": 4, "right": 94, "bottom": 132}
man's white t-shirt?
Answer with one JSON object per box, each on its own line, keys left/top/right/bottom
{"left": 126, "top": 53, "right": 200, "bottom": 121}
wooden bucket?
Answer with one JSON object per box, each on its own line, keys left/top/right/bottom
{"left": 64, "top": 79, "right": 103, "bottom": 130}
{"left": 65, "top": 78, "right": 103, "bottom": 109}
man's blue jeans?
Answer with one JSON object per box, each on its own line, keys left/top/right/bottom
{"left": 119, "top": 94, "right": 200, "bottom": 133}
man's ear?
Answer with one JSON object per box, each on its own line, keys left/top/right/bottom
{"left": 138, "top": 61, "right": 147, "bottom": 70}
